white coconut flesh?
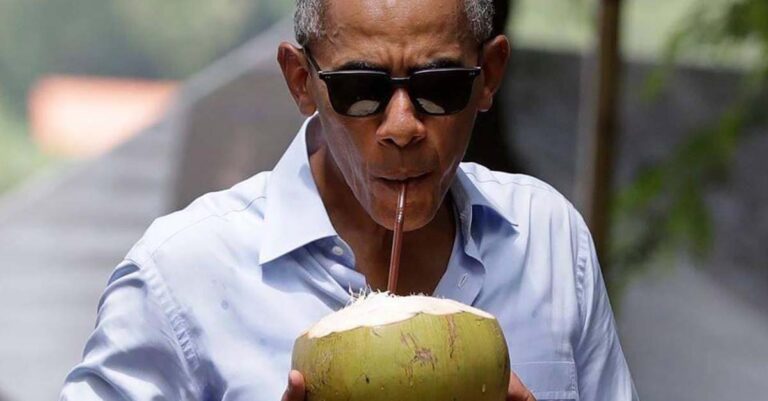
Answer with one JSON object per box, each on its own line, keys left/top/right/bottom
{"left": 306, "top": 292, "right": 495, "bottom": 339}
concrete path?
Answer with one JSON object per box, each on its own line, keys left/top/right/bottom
{"left": 0, "top": 122, "right": 175, "bottom": 401}
{"left": 619, "top": 261, "right": 768, "bottom": 400}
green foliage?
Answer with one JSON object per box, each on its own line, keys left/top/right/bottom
{"left": 0, "top": 1, "right": 291, "bottom": 114}
{"left": 610, "top": 0, "right": 768, "bottom": 293}
{"left": 0, "top": 1, "right": 292, "bottom": 195}
{"left": 112, "top": 1, "right": 290, "bottom": 78}
{"left": 0, "top": 101, "right": 49, "bottom": 194}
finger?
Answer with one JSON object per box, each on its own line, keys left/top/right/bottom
{"left": 281, "top": 370, "right": 306, "bottom": 401}
{"left": 507, "top": 371, "right": 536, "bottom": 401}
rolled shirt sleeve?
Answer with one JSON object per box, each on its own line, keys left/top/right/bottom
{"left": 60, "top": 259, "right": 200, "bottom": 401}
{"left": 574, "top": 218, "right": 639, "bottom": 401}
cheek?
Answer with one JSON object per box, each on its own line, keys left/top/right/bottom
{"left": 323, "top": 118, "right": 378, "bottom": 192}
{"left": 431, "top": 116, "right": 475, "bottom": 173}
{"left": 327, "top": 125, "right": 361, "bottom": 173}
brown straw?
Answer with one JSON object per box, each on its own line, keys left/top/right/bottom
{"left": 387, "top": 182, "right": 407, "bottom": 294}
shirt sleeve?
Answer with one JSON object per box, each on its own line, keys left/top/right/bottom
{"left": 60, "top": 259, "right": 201, "bottom": 401}
{"left": 574, "top": 219, "right": 640, "bottom": 401}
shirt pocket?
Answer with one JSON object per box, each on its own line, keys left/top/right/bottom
{"left": 511, "top": 361, "right": 579, "bottom": 401}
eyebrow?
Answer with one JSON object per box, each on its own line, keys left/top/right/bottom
{"left": 333, "top": 57, "right": 466, "bottom": 73}
{"left": 409, "top": 58, "right": 465, "bottom": 73}
{"left": 335, "top": 60, "right": 388, "bottom": 72}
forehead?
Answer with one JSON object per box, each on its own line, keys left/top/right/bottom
{"left": 316, "top": 0, "right": 474, "bottom": 66}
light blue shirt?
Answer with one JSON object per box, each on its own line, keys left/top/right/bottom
{"left": 61, "top": 116, "right": 638, "bottom": 401}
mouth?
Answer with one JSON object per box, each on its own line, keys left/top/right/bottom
{"left": 375, "top": 171, "right": 431, "bottom": 185}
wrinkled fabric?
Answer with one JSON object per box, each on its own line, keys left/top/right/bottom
{"left": 61, "top": 115, "right": 638, "bottom": 401}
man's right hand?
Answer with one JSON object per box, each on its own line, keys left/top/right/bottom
{"left": 281, "top": 370, "right": 306, "bottom": 401}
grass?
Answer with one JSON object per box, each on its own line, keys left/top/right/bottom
{"left": 0, "top": 106, "right": 49, "bottom": 195}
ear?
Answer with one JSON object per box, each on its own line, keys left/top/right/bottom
{"left": 277, "top": 42, "right": 318, "bottom": 116}
{"left": 477, "top": 35, "right": 511, "bottom": 112}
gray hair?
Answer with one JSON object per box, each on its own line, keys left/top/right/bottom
{"left": 294, "top": 0, "right": 495, "bottom": 46}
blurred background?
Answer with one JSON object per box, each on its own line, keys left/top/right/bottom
{"left": 0, "top": 0, "right": 766, "bottom": 400}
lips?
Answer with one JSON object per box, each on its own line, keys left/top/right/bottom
{"left": 375, "top": 171, "right": 430, "bottom": 182}
{"left": 373, "top": 172, "right": 432, "bottom": 195}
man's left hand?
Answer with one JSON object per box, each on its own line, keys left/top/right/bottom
{"left": 507, "top": 372, "right": 536, "bottom": 401}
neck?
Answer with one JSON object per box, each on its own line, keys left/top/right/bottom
{"left": 307, "top": 123, "right": 455, "bottom": 294}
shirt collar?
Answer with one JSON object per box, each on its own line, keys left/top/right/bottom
{"left": 259, "top": 116, "right": 338, "bottom": 265}
{"left": 450, "top": 166, "right": 518, "bottom": 263}
{"left": 259, "top": 115, "right": 518, "bottom": 265}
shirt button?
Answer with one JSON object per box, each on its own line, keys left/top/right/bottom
{"left": 331, "top": 246, "right": 345, "bottom": 256}
{"left": 458, "top": 273, "right": 469, "bottom": 288}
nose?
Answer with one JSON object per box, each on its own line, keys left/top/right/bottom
{"left": 376, "top": 88, "right": 426, "bottom": 148}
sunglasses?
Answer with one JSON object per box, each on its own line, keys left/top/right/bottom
{"left": 304, "top": 48, "right": 482, "bottom": 117}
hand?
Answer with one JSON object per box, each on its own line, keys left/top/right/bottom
{"left": 281, "top": 370, "right": 306, "bottom": 401}
{"left": 507, "top": 371, "right": 536, "bottom": 401}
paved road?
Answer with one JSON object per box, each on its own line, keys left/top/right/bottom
{"left": 619, "top": 261, "right": 768, "bottom": 400}
{"left": 0, "top": 122, "right": 175, "bottom": 401}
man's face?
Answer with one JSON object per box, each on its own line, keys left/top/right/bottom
{"left": 308, "top": 0, "right": 487, "bottom": 231}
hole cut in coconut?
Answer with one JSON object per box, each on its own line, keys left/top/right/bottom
{"left": 306, "top": 292, "right": 494, "bottom": 339}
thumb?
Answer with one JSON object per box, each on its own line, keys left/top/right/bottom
{"left": 507, "top": 371, "right": 536, "bottom": 401}
{"left": 281, "top": 370, "right": 306, "bottom": 401}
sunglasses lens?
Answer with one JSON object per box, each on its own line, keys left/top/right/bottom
{"left": 411, "top": 69, "right": 477, "bottom": 115}
{"left": 323, "top": 73, "right": 390, "bottom": 117}
{"left": 320, "top": 69, "right": 478, "bottom": 117}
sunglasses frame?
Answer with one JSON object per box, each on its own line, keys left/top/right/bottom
{"left": 303, "top": 47, "right": 482, "bottom": 117}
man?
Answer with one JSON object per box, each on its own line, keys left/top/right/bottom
{"left": 61, "top": 0, "right": 638, "bottom": 400}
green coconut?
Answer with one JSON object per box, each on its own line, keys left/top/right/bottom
{"left": 292, "top": 293, "right": 510, "bottom": 401}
